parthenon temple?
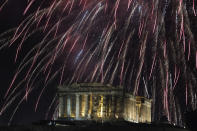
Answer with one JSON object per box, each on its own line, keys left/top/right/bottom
{"left": 57, "top": 83, "right": 151, "bottom": 123}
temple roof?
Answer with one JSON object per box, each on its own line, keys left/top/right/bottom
{"left": 58, "top": 83, "right": 123, "bottom": 94}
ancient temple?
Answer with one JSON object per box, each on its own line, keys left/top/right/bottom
{"left": 57, "top": 83, "right": 151, "bottom": 123}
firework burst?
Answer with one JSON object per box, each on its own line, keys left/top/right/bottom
{"left": 0, "top": 0, "right": 197, "bottom": 126}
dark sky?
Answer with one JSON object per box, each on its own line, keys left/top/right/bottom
{"left": 0, "top": 0, "right": 56, "bottom": 125}
{"left": 0, "top": 0, "right": 197, "bottom": 126}
{"left": 0, "top": 1, "right": 25, "bottom": 124}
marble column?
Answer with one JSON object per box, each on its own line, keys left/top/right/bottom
{"left": 59, "top": 96, "right": 64, "bottom": 118}
{"left": 84, "top": 94, "right": 88, "bottom": 118}
{"left": 76, "top": 94, "right": 80, "bottom": 120}
{"left": 67, "top": 95, "right": 71, "bottom": 117}
{"left": 88, "top": 94, "right": 93, "bottom": 119}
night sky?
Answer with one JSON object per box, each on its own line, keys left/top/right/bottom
{"left": 0, "top": 0, "right": 56, "bottom": 125}
{"left": 0, "top": 0, "right": 197, "bottom": 126}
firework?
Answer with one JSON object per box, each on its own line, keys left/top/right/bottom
{"left": 0, "top": 0, "right": 197, "bottom": 126}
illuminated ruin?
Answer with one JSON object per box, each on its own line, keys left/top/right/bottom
{"left": 57, "top": 83, "right": 151, "bottom": 123}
